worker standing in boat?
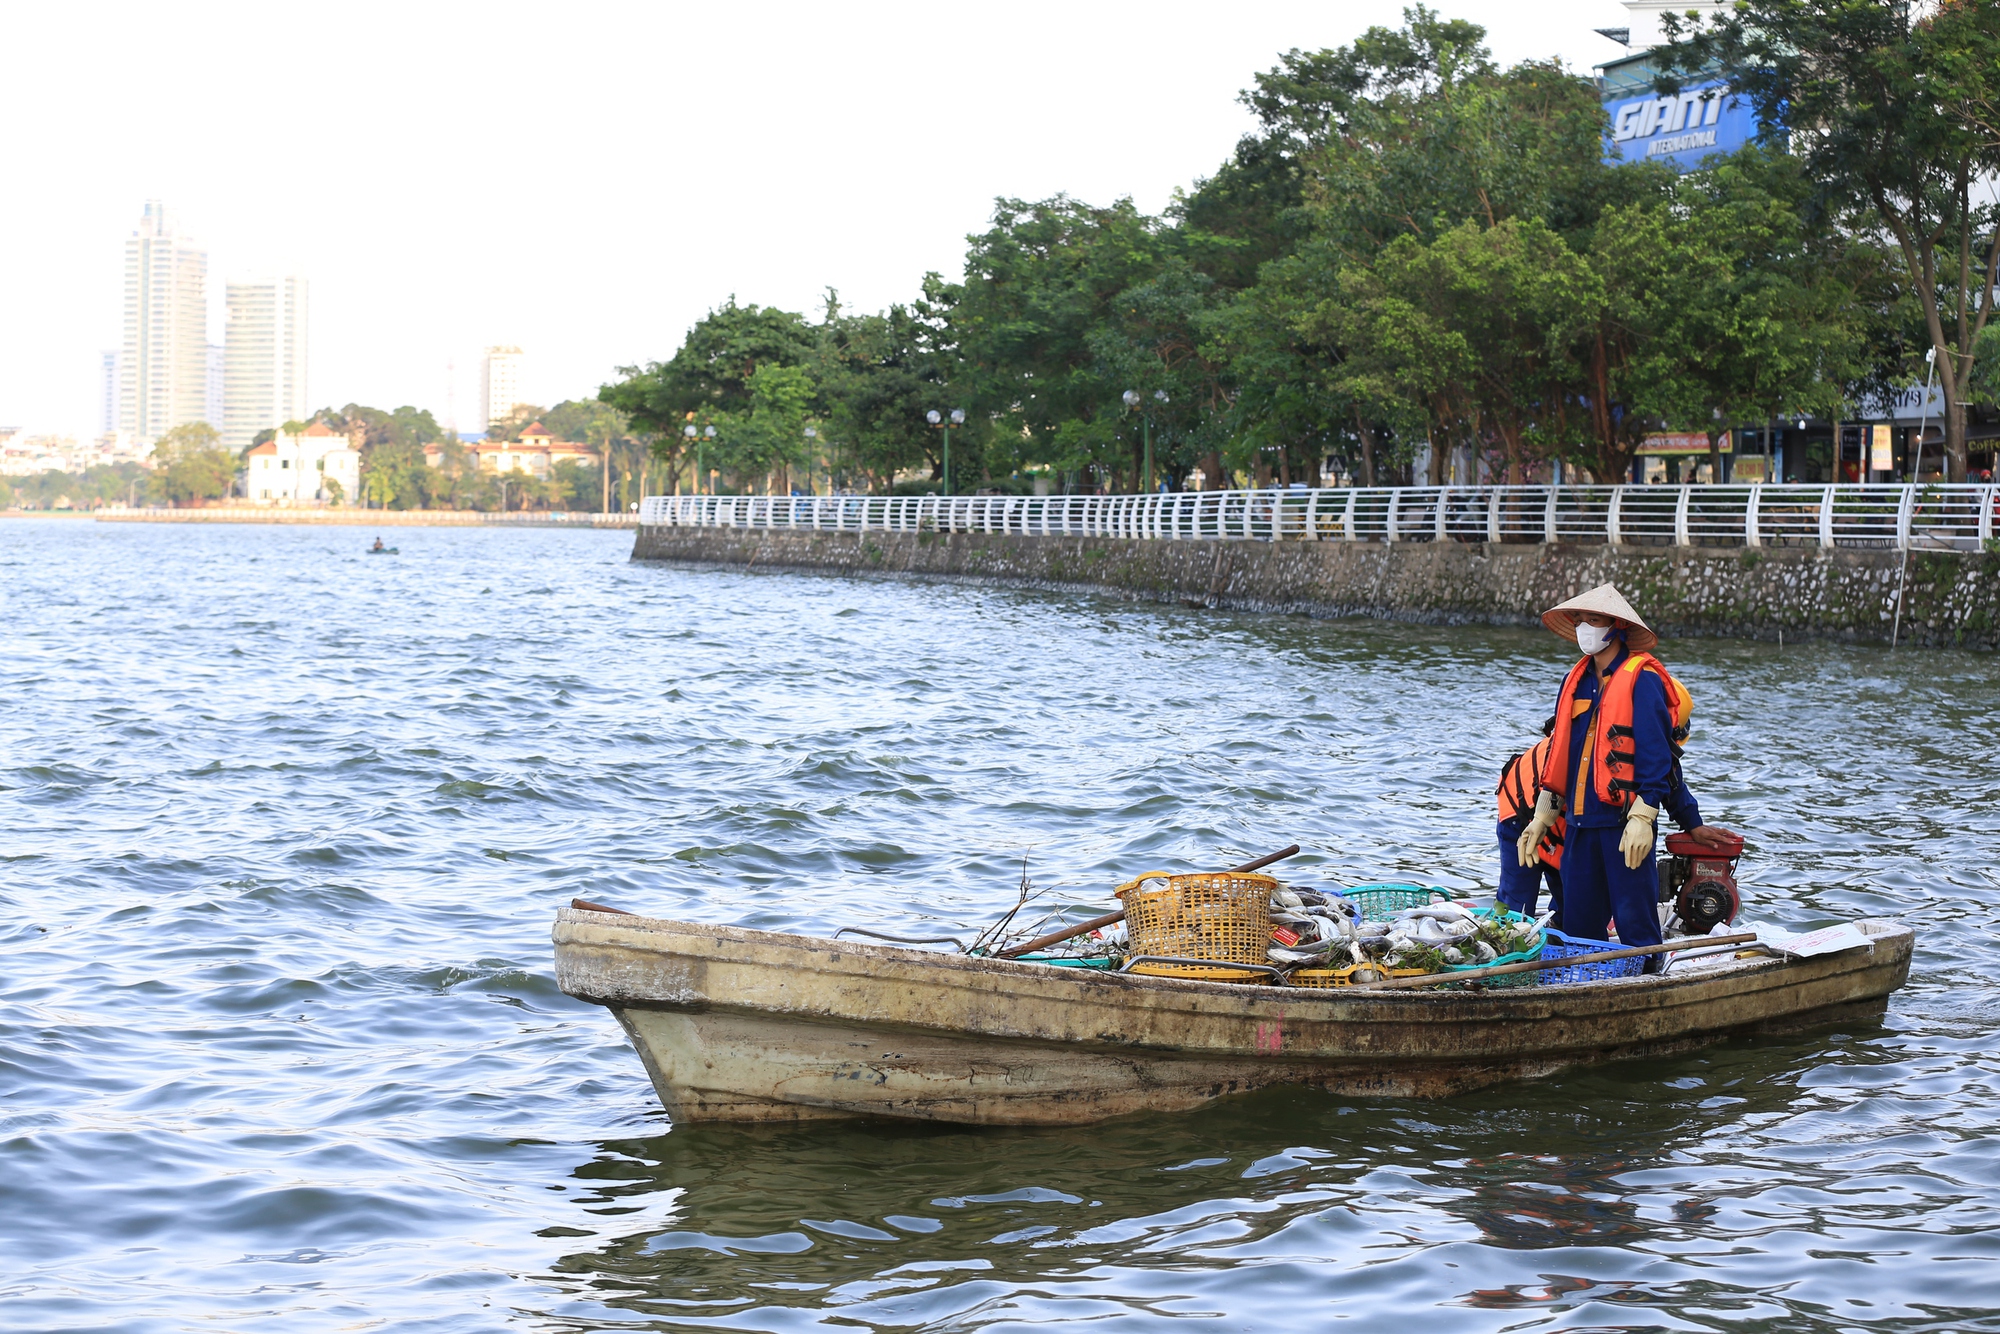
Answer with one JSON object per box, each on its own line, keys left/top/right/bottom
{"left": 1497, "top": 715, "right": 1714, "bottom": 920}
{"left": 1512, "top": 585, "right": 1735, "bottom": 961}
{"left": 1496, "top": 720, "right": 1565, "bottom": 917}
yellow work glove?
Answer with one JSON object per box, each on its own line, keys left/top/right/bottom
{"left": 1516, "top": 790, "right": 1559, "bottom": 867}
{"left": 1620, "top": 796, "right": 1660, "bottom": 870}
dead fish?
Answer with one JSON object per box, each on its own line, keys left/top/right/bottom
{"left": 1405, "top": 903, "right": 1477, "bottom": 923}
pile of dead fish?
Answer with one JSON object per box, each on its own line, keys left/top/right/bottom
{"left": 1268, "top": 889, "right": 1549, "bottom": 972}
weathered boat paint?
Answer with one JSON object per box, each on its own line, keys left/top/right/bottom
{"left": 552, "top": 908, "right": 1913, "bottom": 1126}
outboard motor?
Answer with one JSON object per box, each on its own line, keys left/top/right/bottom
{"left": 1659, "top": 830, "right": 1743, "bottom": 934}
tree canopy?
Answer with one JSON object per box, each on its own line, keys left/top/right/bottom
{"left": 598, "top": 5, "right": 1986, "bottom": 494}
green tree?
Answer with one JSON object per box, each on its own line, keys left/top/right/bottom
{"left": 600, "top": 299, "right": 816, "bottom": 493}
{"left": 722, "top": 363, "right": 816, "bottom": 491}
{"left": 1321, "top": 217, "right": 1600, "bottom": 484}
{"left": 1227, "top": 8, "right": 1625, "bottom": 484}
{"left": 816, "top": 296, "right": 952, "bottom": 491}
{"left": 1588, "top": 147, "right": 1870, "bottom": 480}
{"left": 1655, "top": 0, "right": 2000, "bottom": 479}
{"left": 950, "top": 195, "right": 1172, "bottom": 488}
{"left": 150, "top": 422, "right": 235, "bottom": 504}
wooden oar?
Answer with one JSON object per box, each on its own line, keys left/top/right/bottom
{"left": 995, "top": 844, "right": 1301, "bottom": 959}
{"left": 1346, "top": 931, "right": 1760, "bottom": 991}
{"left": 571, "top": 898, "right": 634, "bottom": 915}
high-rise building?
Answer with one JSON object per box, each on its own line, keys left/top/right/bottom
{"left": 222, "top": 276, "right": 310, "bottom": 454}
{"left": 99, "top": 352, "right": 119, "bottom": 437}
{"left": 207, "top": 343, "right": 224, "bottom": 430}
{"left": 483, "top": 346, "right": 524, "bottom": 429}
{"left": 119, "top": 201, "right": 209, "bottom": 443}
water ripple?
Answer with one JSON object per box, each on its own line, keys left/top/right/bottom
{"left": 2, "top": 518, "right": 1996, "bottom": 1331}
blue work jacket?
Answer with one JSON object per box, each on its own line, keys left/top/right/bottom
{"left": 1559, "top": 646, "right": 1694, "bottom": 829}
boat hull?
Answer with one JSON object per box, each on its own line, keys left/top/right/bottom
{"left": 553, "top": 909, "right": 1913, "bottom": 1126}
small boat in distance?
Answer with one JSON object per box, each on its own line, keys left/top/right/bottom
{"left": 552, "top": 907, "right": 1913, "bottom": 1127}
{"left": 367, "top": 539, "right": 398, "bottom": 554}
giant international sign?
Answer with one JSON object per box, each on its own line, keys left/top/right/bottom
{"left": 1604, "top": 80, "right": 1756, "bottom": 169}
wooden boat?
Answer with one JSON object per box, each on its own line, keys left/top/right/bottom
{"left": 552, "top": 906, "right": 1913, "bottom": 1126}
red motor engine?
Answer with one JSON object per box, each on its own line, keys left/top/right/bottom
{"left": 1658, "top": 829, "right": 1744, "bottom": 934}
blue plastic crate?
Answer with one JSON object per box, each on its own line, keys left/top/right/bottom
{"left": 1537, "top": 929, "right": 1644, "bottom": 985}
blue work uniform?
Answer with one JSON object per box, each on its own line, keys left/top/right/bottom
{"left": 1551, "top": 643, "right": 1699, "bottom": 948}
{"left": 1495, "top": 815, "right": 1560, "bottom": 917}
{"left": 1496, "top": 777, "right": 1699, "bottom": 919}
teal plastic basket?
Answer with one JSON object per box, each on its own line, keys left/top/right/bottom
{"left": 1444, "top": 906, "right": 1546, "bottom": 988}
{"left": 1335, "top": 883, "right": 1462, "bottom": 922}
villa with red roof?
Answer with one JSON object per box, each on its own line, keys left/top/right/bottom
{"left": 245, "top": 421, "right": 361, "bottom": 504}
{"left": 463, "top": 422, "right": 599, "bottom": 479}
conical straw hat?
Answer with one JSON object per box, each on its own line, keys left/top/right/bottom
{"left": 1541, "top": 583, "right": 1657, "bottom": 652}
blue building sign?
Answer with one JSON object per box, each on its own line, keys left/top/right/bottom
{"left": 1604, "top": 80, "right": 1756, "bottom": 168}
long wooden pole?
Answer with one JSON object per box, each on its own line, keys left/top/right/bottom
{"left": 1348, "top": 932, "right": 1759, "bottom": 991}
{"left": 571, "top": 897, "right": 633, "bottom": 916}
{"left": 995, "top": 844, "right": 1300, "bottom": 959}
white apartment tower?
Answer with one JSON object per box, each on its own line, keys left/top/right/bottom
{"left": 99, "top": 352, "right": 119, "bottom": 436}
{"left": 223, "top": 277, "right": 310, "bottom": 453}
{"left": 483, "top": 346, "right": 524, "bottom": 429}
{"left": 120, "top": 201, "right": 210, "bottom": 442}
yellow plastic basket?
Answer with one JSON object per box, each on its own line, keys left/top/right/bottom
{"left": 1115, "top": 870, "right": 1277, "bottom": 969}
{"left": 1286, "top": 963, "right": 1434, "bottom": 989}
{"left": 1123, "top": 959, "right": 1277, "bottom": 983}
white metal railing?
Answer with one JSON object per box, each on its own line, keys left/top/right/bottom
{"left": 637, "top": 484, "right": 2000, "bottom": 551}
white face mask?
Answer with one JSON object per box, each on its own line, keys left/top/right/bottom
{"left": 1575, "top": 622, "right": 1616, "bottom": 655}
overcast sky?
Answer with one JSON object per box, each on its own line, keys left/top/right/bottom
{"left": 0, "top": 0, "right": 1632, "bottom": 436}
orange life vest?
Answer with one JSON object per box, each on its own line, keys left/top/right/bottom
{"left": 1496, "top": 738, "right": 1565, "bottom": 866}
{"left": 1539, "top": 651, "right": 1692, "bottom": 814}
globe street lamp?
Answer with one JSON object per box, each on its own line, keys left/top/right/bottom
{"left": 1123, "top": 389, "right": 1169, "bottom": 493}
{"left": 927, "top": 408, "right": 967, "bottom": 495}
{"left": 683, "top": 423, "right": 717, "bottom": 494}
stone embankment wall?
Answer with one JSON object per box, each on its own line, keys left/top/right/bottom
{"left": 95, "top": 507, "right": 632, "bottom": 529}
{"left": 631, "top": 526, "right": 2000, "bottom": 649}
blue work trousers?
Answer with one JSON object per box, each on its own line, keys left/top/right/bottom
{"left": 1495, "top": 818, "right": 1563, "bottom": 918}
{"left": 1556, "top": 824, "right": 1663, "bottom": 948}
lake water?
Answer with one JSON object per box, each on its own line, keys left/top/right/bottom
{"left": 4, "top": 518, "right": 1998, "bottom": 1332}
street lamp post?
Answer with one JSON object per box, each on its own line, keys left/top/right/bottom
{"left": 804, "top": 426, "right": 818, "bottom": 495}
{"left": 926, "top": 408, "right": 967, "bottom": 495}
{"left": 1122, "top": 389, "right": 1169, "bottom": 493}
{"left": 683, "top": 423, "right": 717, "bottom": 494}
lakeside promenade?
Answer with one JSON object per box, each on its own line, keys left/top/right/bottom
{"left": 630, "top": 486, "right": 2000, "bottom": 650}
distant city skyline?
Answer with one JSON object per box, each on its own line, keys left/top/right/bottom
{"left": 0, "top": 3, "right": 1629, "bottom": 436}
